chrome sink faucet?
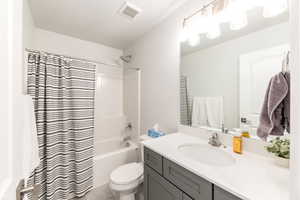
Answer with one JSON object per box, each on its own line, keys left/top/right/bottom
{"left": 208, "top": 132, "right": 222, "bottom": 147}
{"left": 221, "top": 123, "right": 229, "bottom": 134}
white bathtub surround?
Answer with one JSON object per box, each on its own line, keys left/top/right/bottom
{"left": 142, "top": 131, "right": 289, "bottom": 200}
{"left": 94, "top": 64, "right": 125, "bottom": 142}
{"left": 94, "top": 138, "right": 138, "bottom": 188}
{"left": 124, "top": 69, "right": 141, "bottom": 143}
{"left": 74, "top": 139, "right": 136, "bottom": 200}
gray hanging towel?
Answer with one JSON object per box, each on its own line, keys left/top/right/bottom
{"left": 257, "top": 73, "right": 289, "bottom": 140}
{"left": 283, "top": 72, "right": 290, "bottom": 133}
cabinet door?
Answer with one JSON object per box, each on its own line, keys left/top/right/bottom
{"left": 144, "top": 147, "right": 163, "bottom": 174}
{"left": 163, "top": 159, "right": 212, "bottom": 200}
{"left": 144, "top": 165, "right": 182, "bottom": 200}
{"left": 183, "top": 194, "right": 193, "bottom": 200}
{"left": 214, "top": 186, "right": 242, "bottom": 200}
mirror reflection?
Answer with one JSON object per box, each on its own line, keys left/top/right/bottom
{"left": 180, "top": 3, "right": 289, "bottom": 140}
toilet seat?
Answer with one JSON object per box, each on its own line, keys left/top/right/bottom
{"left": 110, "top": 162, "right": 143, "bottom": 185}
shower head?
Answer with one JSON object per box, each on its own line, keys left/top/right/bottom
{"left": 120, "top": 55, "right": 132, "bottom": 63}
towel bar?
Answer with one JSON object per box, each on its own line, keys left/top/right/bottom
{"left": 16, "top": 179, "right": 40, "bottom": 200}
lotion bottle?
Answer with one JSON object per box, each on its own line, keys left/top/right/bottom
{"left": 233, "top": 133, "right": 243, "bottom": 154}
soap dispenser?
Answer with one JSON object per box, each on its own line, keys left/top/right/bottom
{"left": 233, "top": 133, "right": 243, "bottom": 154}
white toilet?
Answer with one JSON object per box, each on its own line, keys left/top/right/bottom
{"left": 109, "top": 162, "right": 144, "bottom": 200}
{"left": 110, "top": 135, "right": 153, "bottom": 200}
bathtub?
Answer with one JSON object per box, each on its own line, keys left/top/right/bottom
{"left": 93, "top": 138, "right": 139, "bottom": 188}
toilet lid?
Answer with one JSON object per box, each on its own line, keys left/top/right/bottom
{"left": 110, "top": 162, "right": 143, "bottom": 185}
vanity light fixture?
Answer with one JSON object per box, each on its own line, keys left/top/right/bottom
{"left": 227, "top": 0, "right": 249, "bottom": 30}
{"left": 181, "top": 0, "right": 288, "bottom": 46}
{"left": 206, "top": 5, "right": 221, "bottom": 39}
{"left": 188, "top": 34, "right": 201, "bottom": 46}
{"left": 229, "top": 10, "right": 248, "bottom": 30}
{"left": 262, "top": 0, "right": 288, "bottom": 18}
{"left": 207, "top": 24, "right": 221, "bottom": 39}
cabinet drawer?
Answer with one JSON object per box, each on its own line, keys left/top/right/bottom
{"left": 144, "top": 165, "right": 182, "bottom": 200}
{"left": 214, "top": 186, "right": 242, "bottom": 200}
{"left": 163, "top": 158, "right": 212, "bottom": 200}
{"left": 144, "top": 147, "right": 163, "bottom": 174}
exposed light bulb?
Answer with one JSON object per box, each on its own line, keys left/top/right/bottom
{"left": 263, "top": 0, "right": 288, "bottom": 18}
{"left": 188, "top": 35, "right": 200, "bottom": 46}
{"left": 206, "top": 23, "right": 221, "bottom": 39}
{"left": 230, "top": 11, "right": 248, "bottom": 30}
{"left": 205, "top": 5, "right": 221, "bottom": 39}
{"left": 193, "top": 16, "right": 209, "bottom": 34}
{"left": 226, "top": 0, "right": 248, "bottom": 30}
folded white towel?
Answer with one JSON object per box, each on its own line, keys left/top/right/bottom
{"left": 22, "top": 95, "right": 40, "bottom": 185}
{"left": 206, "top": 97, "right": 224, "bottom": 129}
{"left": 192, "top": 97, "right": 208, "bottom": 127}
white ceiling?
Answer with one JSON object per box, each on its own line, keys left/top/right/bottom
{"left": 29, "top": 0, "right": 188, "bottom": 49}
{"left": 181, "top": 8, "right": 289, "bottom": 55}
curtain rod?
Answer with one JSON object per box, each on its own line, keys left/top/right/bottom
{"left": 25, "top": 48, "right": 122, "bottom": 69}
{"left": 183, "top": 0, "right": 220, "bottom": 24}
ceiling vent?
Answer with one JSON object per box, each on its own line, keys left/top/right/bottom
{"left": 118, "top": 2, "right": 141, "bottom": 20}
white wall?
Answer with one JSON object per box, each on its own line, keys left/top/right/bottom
{"left": 124, "top": 0, "right": 215, "bottom": 135}
{"left": 124, "top": 16, "right": 181, "bottom": 135}
{"left": 23, "top": 0, "right": 35, "bottom": 49}
{"left": 33, "top": 28, "right": 122, "bottom": 66}
{"left": 1, "top": 0, "right": 27, "bottom": 199}
{"left": 290, "top": 0, "right": 300, "bottom": 198}
{"left": 181, "top": 22, "right": 289, "bottom": 128}
{"left": 0, "top": 0, "right": 12, "bottom": 194}
{"left": 124, "top": 69, "right": 141, "bottom": 141}
{"left": 23, "top": 0, "right": 35, "bottom": 94}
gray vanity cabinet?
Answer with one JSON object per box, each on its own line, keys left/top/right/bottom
{"left": 214, "top": 186, "right": 242, "bottom": 200}
{"left": 163, "top": 159, "right": 212, "bottom": 200}
{"left": 144, "top": 147, "right": 242, "bottom": 200}
{"left": 144, "top": 147, "right": 163, "bottom": 174}
{"left": 144, "top": 165, "right": 183, "bottom": 200}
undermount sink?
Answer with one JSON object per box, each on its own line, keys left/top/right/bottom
{"left": 178, "top": 143, "right": 236, "bottom": 166}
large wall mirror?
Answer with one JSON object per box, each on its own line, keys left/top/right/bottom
{"left": 180, "top": 2, "right": 290, "bottom": 140}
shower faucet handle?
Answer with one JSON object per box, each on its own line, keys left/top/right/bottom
{"left": 16, "top": 179, "right": 40, "bottom": 200}
{"left": 125, "top": 122, "right": 133, "bottom": 130}
{"left": 123, "top": 135, "right": 132, "bottom": 142}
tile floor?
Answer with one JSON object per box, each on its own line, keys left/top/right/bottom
{"left": 73, "top": 183, "right": 144, "bottom": 200}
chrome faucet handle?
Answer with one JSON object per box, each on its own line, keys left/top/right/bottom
{"left": 208, "top": 132, "right": 222, "bottom": 147}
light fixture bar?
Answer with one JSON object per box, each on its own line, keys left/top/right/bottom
{"left": 183, "top": 0, "right": 221, "bottom": 25}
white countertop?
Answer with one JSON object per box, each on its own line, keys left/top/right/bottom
{"left": 142, "top": 133, "right": 289, "bottom": 200}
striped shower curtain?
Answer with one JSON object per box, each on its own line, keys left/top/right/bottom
{"left": 180, "top": 76, "right": 192, "bottom": 126}
{"left": 27, "top": 52, "right": 96, "bottom": 200}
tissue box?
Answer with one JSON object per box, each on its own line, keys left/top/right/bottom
{"left": 147, "top": 129, "right": 166, "bottom": 138}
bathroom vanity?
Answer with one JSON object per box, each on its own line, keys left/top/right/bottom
{"left": 142, "top": 132, "right": 289, "bottom": 200}
{"left": 144, "top": 147, "right": 241, "bottom": 200}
